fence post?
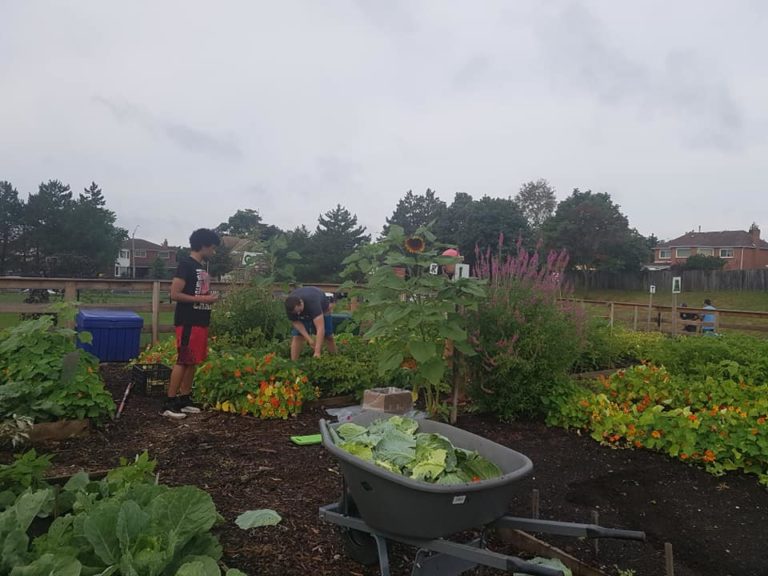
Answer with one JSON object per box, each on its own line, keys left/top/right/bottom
{"left": 64, "top": 281, "right": 77, "bottom": 328}
{"left": 609, "top": 302, "right": 615, "bottom": 330}
{"left": 633, "top": 306, "right": 639, "bottom": 331}
{"left": 151, "top": 281, "right": 160, "bottom": 345}
{"left": 672, "top": 298, "right": 678, "bottom": 335}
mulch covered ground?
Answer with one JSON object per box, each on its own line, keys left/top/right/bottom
{"left": 13, "top": 365, "right": 768, "bottom": 576}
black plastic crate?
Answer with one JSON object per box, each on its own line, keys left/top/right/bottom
{"left": 131, "top": 364, "right": 172, "bottom": 396}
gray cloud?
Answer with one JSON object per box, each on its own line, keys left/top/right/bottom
{"left": 537, "top": 2, "right": 745, "bottom": 150}
{"left": 93, "top": 96, "right": 242, "bottom": 159}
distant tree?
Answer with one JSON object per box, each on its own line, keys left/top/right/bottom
{"left": 681, "top": 254, "right": 727, "bottom": 271}
{"left": 216, "top": 209, "right": 263, "bottom": 238}
{"left": 0, "top": 181, "right": 23, "bottom": 275}
{"left": 150, "top": 257, "right": 168, "bottom": 279}
{"left": 514, "top": 179, "right": 557, "bottom": 232}
{"left": 435, "top": 193, "right": 530, "bottom": 266}
{"left": 543, "top": 189, "right": 646, "bottom": 271}
{"left": 23, "top": 180, "right": 73, "bottom": 273}
{"left": 383, "top": 189, "right": 447, "bottom": 236}
{"left": 286, "top": 225, "right": 313, "bottom": 282}
{"left": 304, "top": 205, "right": 370, "bottom": 281}
{"left": 59, "top": 182, "right": 127, "bottom": 276}
{"left": 207, "top": 241, "right": 233, "bottom": 280}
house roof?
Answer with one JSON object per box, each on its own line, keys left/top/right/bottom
{"left": 657, "top": 230, "right": 768, "bottom": 249}
{"left": 120, "top": 238, "right": 176, "bottom": 251}
{"left": 221, "top": 235, "right": 257, "bottom": 253}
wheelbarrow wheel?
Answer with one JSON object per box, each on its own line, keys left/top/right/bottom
{"left": 338, "top": 496, "right": 379, "bottom": 566}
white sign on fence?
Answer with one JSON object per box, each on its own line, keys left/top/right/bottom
{"left": 649, "top": 285, "right": 656, "bottom": 294}
{"left": 672, "top": 276, "right": 682, "bottom": 294}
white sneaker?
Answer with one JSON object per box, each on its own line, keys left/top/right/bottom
{"left": 161, "top": 408, "right": 187, "bottom": 420}
{"left": 180, "top": 405, "right": 201, "bottom": 414}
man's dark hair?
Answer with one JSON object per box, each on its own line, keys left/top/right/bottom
{"left": 285, "top": 296, "right": 301, "bottom": 315}
{"left": 189, "top": 229, "right": 221, "bottom": 251}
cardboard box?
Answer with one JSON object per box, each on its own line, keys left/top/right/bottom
{"left": 362, "top": 387, "right": 413, "bottom": 414}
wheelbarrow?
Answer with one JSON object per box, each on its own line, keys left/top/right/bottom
{"left": 319, "top": 412, "right": 645, "bottom": 576}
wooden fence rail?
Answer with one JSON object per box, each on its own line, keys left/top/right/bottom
{"left": 2, "top": 277, "right": 766, "bottom": 342}
{"left": 0, "top": 278, "right": 345, "bottom": 344}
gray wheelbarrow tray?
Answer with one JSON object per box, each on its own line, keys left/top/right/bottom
{"left": 319, "top": 412, "right": 645, "bottom": 576}
{"left": 320, "top": 411, "right": 534, "bottom": 539}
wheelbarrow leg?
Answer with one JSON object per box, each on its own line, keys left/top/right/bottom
{"left": 373, "top": 533, "right": 390, "bottom": 576}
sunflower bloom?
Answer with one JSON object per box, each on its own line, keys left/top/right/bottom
{"left": 404, "top": 236, "right": 425, "bottom": 253}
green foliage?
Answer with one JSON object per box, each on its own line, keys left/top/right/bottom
{"left": 0, "top": 451, "right": 242, "bottom": 576}
{"left": 548, "top": 362, "right": 768, "bottom": 485}
{"left": 216, "top": 208, "right": 263, "bottom": 238}
{"left": 434, "top": 193, "right": 531, "bottom": 267}
{"left": 342, "top": 224, "right": 485, "bottom": 417}
{"left": 0, "top": 451, "right": 52, "bottom": 505}
{"left": 543, "top": 189, "right": 649, "bottom": 271}
{"left": 514, "top": 179, "right": 557, "bottom": 232}
{"left": 210, "top": 279, "right": 290, "bottom": 347}
{"left": 331, "top": 416, "right": 502, "bottom": 484}
{"left": 572, "top": 323, "right": 666, "bottom": 373}
{"left": 235, "top": 509, "right": 282, "bottom": 529}
{"left": 303, "top": 204, "right": 370, "bottom": 282}
{"left": 382, "top": 188, "right": 447, "bottom": 236}
{"left": 467, "top": 240, "right": 583, "bottom": 421}
{"left": 0, "top": 181, "right": 23, "bottom": 275}
{"left": 0, "top": 317, "right": 115, "bottom": 423}
{"left": 19, "top": 180, "right": 126, "bottom": 277}
{"left": 149, "top": 257, "right": 168, "bottom": 279}
{"left": 679, "top": 254, "right": 727, "bottom": 271}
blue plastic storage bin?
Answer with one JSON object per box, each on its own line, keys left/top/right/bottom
{"left": 76, "top": 309, "right": 144, "bottom": 362}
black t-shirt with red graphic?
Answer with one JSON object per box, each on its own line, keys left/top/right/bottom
{"left": 173, "top": 255, "right": 213, "bottom": 327}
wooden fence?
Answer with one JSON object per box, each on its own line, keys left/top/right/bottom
{"left": 0, "top": 278, "right": 345, "bottom": 344}
{"left": 569, "top": 298, "right": 768, "bottom": 335}
{"left": 2, "top": 277, "right": 767, "bottom": 343}
{"left": 567, "top": 269, "right": 768, "bottom": 292}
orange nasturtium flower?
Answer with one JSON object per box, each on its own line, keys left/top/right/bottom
{"left": 680, "top": 453, "right": 689, "bottom": 460}
{"left": 651, "top": 430, "right": 662, "bottom": 439}
{"left": 233, "top": 369, "right": 242, "bottom": 378}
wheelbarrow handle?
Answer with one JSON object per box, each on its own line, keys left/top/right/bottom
{"left": 496, "top": 516, "right": 646, "bottom": 541}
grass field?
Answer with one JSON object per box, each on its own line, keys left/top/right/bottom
{"left": 573, "top": 289, "right": 768, "bottom": 311}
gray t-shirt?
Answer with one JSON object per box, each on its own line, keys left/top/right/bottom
{"left": 287, "top": 286, "right": 329, "bottom": 321}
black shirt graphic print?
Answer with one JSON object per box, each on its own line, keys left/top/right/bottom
{"left": 173, "top": 256, "right": 213, "bottom": 327}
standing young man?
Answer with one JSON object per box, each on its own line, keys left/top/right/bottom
{"left": 284, "top": 286, "right": 337, "bottom": 360}
{"left": 162, "top": 228, "right": 220, "bottom": 419}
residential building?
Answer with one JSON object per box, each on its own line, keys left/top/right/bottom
{"left": 115, "top": 239, "right": 179, "bottom": 278}
{"left": 653, "top": 224, "right": 768, "bottom": 270}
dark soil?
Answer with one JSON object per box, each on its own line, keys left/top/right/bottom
{"left": 12, "top": 365, "right": 768, "bottom": 576}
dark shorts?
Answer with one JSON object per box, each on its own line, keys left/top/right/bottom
{"left": 291, "top": 314, "right": 334, "bottom": 338}
{"left": 176, "top": 325, "right": 209, "bottom": 366}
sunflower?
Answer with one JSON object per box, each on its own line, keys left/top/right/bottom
{"left": 404, "top": 236, "right": 426, "bottom": 253}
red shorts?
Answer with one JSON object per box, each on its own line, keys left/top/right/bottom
{"left": 176, "top": 325, "right": 209, "bottom": 366}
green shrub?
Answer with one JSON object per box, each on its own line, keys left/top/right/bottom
{"left": 0, "top": 316, "right": 115, "bottom": 423}
{"left": 467, "top": 242, "right": 583, "bottom": 421}
{"left": 299, "top": 334, "right": 413, "bottom": 399}
{"left": 210, "top": 279, "right": 290, "bottom": 346}
{"left": 572, "top": 323, "right": 666, "bottom": 373}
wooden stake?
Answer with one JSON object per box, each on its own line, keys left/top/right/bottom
{"left": 633, "top": 305, "right": 639, "bottom": 331}
{"left": 531, "top": 489, "right": 540, "bottom": 519}
{"left": 591, "top": 510, "right": 599, "bottom": 557}
{"left": 665, "top": 542, "right": 675, "bottom": 576}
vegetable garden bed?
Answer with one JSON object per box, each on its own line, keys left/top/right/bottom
{"left": 3, "top": 365, "right": 766, "bottom": 576}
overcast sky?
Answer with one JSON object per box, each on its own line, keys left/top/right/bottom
{"left": 3, "top": 1, "right": 767, "bottom": 246}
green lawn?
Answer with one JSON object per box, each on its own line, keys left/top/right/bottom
{"left": 0, "top": 291, "right": 174, "bottom": 335}
{"left": 573, "top": 289, "right": 768, "bottom": 312}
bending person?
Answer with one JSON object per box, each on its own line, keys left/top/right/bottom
{"left": 285, "top": 286, "right": 337, "bottom": 360}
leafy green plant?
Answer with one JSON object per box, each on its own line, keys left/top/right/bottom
{"left": 0, "top": 451, "right": 255, "bottom": 576}
{"left": 548, "top": 362, "right": 768, "bottom": 485}
{"left": 330, "top": 416, "right": 502, "bottom": 484}
{"left": 0, "top": 316, "right": 115, "bottom": 423}
{"left": 299, "top": 333, "right": 401, "bottom": 398}
{"left": 0, "top": 415, "right": 34, "bottom": 449}
{"left": 467, "top": 238, "right": 584, "bottom": 420}
{"left": 342, "top": 225, "right": 485, "bottom": 417}
{"left": 210, "top": 277, "right": 291, "bottom": 346}
{"left": 0, "top": 450, "right": 52, "bottom": 508}
{"left": 572, "top": 322, "right": 666, "bottom": 373}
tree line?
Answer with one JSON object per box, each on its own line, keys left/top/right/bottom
{"left": 1, "top": 177, "right": 660, "bottom": 280}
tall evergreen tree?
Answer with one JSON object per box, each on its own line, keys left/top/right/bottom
{"left": 0, "top": 181, "right": 23, "bottom": 275}
{"left": 304, "top": 205, "right": 369, "bottom": 281}
{"left": 383, "top": 189, "right": 447, "bottom": 236}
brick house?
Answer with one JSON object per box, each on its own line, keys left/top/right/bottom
{"left": 114, "top": 239, "right": 179, "bottom": 278}
{"left": 653, "top": 224, "right": 768, "bottom": 270}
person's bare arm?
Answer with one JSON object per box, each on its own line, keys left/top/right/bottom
{"left": 292, "top": 320, "right": 315, "bottom": 346}
{"left": 312, "top": 315, "right": 325, "bottom": 357}
{"left": 170, "top": 277, "right": 218, "bottom": 304}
